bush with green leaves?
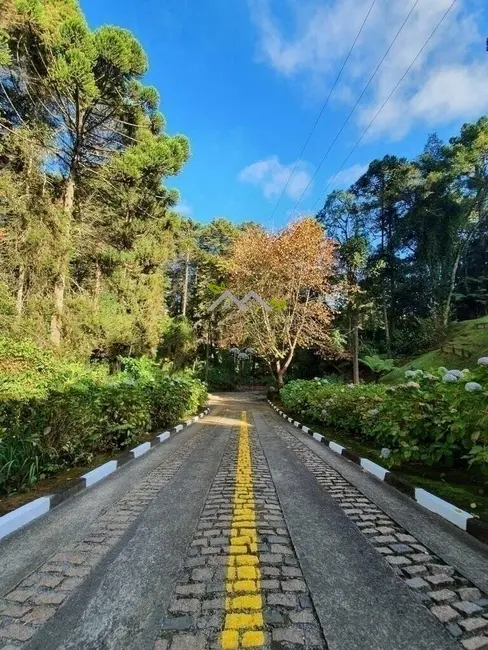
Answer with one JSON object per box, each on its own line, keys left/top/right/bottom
{"left": 280, "top": 363, "right": 488, "bottom": 471}
{"left": 0, "top": 341, "right": 207, "bottom": 495}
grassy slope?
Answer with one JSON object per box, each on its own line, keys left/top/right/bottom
{"left": 381, "top": 315, "right": 488, "bottom": 384}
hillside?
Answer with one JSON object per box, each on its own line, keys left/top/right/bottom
{"left": 381, "top": 315, "right": 488, "bottom": 383}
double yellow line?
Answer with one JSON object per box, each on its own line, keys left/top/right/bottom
{"left": 221, "top": 411, "right": 265, "bottom": 649}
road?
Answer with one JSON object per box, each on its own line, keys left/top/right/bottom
{"left": 0, "top": 393, "right": 487, "bottom": 650}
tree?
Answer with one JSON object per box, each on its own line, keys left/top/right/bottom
{"left": 224, "top": 218, "right": 339, "bottom": 388}
{"left": 317, "top": 190, "right": 370, "bottom": 384}
{"left": 353, "top": 156, "right": 416, "bottom": 354}
{"left": 441, "top": 117, "right": 488, "bottom": 325}
{"left": 6, "top": 0, "right": 159, "bottom": 344}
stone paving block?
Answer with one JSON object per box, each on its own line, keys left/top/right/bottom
{"left": 405, "top": 577, "right": 429, "bottom": 590}
{"left": 425, "top": 574, "right": 455, "bottom": 587}
{"left": 404, "top": 564, "right": 427, "bottom": 576}
{"left": 453, "top": 601, "right": 483, "bottom": 615}
{"left": 281, "top": 579, "right": 307, "bottom": 592}
{"left": 191, "top": 568, "right": 214, "bottom": 582}
{"left": 290, "top": 610, "right": 316, "bottom": 624}
{"left": 169, "top": 599, "right": 200, "bottom": 614}
{"left": 461, "top": 637, "right": 488, "bottom": 650}
{"left": 0, "top": 625, "right": 36, "bottom": 641}
{"left": 170, "top": 634, "right": 206, "bottom": 650}
{"left": 446, "top": 623, "right": 463, "bottom": 638}
{"left": 260, "top": 553, "right": 282, "bottom": 565}
{"left": 272, "top": 626, "right": 305, "bottom": 644}
{"left": 459, "top": 588, "right": 483, "bottom": 601}
{"left": 385, "top": 555, "right": 411, "bottom": 566}
{"left": 162, "top": 616, "right": 196, "bottom": 631}
{"left": 261, "top": 566, "right": 280, "bottom": 577}
{"left": 0, "top": 603, "right": 32, "bottom": 617}
{"left": 428, "top": 589, "right": 457, "bottom": 603}
{"left": 373, "top": 535, "right": 397, "bottom": 544}
{"left": 22, "top": 606, "right": 57, "bottom": 624}
{"left": 33, "top": 593, "right": 66, "bottom": 606}
{"left": 390, "top": 544, "right": 413, "bottom": 554}
{"left": 431, "top": 605, "right": 461, "bottom": 623}
{"left": 267, "top": 593, "right": 297, "bottom": 608}
{"left": 459, "top": 618, "right": 488, "bottom": 633}
{"left": 4, "top": 589, "right": 35, "bottom": 604}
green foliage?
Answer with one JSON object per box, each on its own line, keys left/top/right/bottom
{"left": 0, "top": 339, "right": 207, "bottom": 495}
{"left": 361, "top": 355, "right": 395, "bottom": 377}
{"left": 382, "top": 315, "right": 488, "bottom": 384}
{"left": 280, "top": 366, "right": 488, "bottom": 470}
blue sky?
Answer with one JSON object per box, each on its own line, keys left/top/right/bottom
{"left": 81, "top": 0, "right": 488, "bottom": 230}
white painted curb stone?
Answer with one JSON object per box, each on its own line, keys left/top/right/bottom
{"left": 0, "top": 497, "right": 50, "bottom": 540}
{"left": 82, "top": 461, "right": 118, "bottom": 487}
{"left": 415, "top": 488, "right": 471, "bottom": 530}
{"left": 131, "top": 442, "right": 151, "bottom": 458}
{"left": 360, "top": 458, "right": 389, "bottom": 481}
{"left": 329, "top": 442, "right": 345, "bottom": 455}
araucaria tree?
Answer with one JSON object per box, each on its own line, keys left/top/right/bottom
{"left": 0, "top": 0, "right": 189, "bottom": 354}
{"left": 225, "top": 218, "right": 338, "bottom": 387}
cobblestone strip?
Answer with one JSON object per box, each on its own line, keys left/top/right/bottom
{"left": 156, "top": 412, "right": 327, "bottom": 650}
{"left": 221, "top": 411, "right": 265, "bottom": 650}
{"left": 268, "top": 417, "right": 488, "bottom": 650}
{"left": 0, "top": 423, "right": 215, "bottom": 650}
{"left": 250, "top": 413, "right": 327, "bottom": 650}
{"left": 156, "top": 421, "right": 237, "bottom": 650}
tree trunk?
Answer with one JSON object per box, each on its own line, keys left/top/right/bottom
{"left": 94, "top": 262, "right": 101, "bottom": 309}
{"left": 351, "top": 313, "right": 360, "bottom": 385}
{"left": 382, "top": 292, "right": 391, "bottom": 356}
{"left": 15, "top": 266, "right": 25, "bottom": 318}
{"left": 181, "top": 249, "right": 190, "bottom": 317}
{"left": 275, "top": 360, "right": 286, "bottom": 389}
{"left": 444, "top": 247, "right": 462, "bottom": 327}
{"left": 50, "top": 175, "right": 74, "bottom": 346}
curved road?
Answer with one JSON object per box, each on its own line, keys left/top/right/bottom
{"left": 0, "top": 393, "right": 487, "bottom": 650}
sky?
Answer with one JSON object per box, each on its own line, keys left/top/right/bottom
{"left": 80, "top": 0, "right": 488, "bottom": 230}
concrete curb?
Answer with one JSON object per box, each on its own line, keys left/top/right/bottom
{"left": 267, "top": 400, "right": 488, "bottom": 547}
{"left": 0, "top": 406, "right": 211, "bottom": 541}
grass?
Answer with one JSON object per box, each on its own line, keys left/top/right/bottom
{"left": 277, "top": 403, "right": 488, "bottom": 524}
{"left": 381, "top": 315, "right": 488, "bottom": 384}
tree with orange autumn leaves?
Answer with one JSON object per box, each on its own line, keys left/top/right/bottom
{"left": 223, "top": 218, "right": 343, "bottom": 387}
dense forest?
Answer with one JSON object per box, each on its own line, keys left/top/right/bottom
{"left": 0, "top": 1, "right": 487, "bottom": 513}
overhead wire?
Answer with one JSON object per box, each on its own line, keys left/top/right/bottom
{"left": 267, "top": 0, "right": 379, "bottom": 230}
{"left": 288, "top": 0, "right": 421, "bottom": 219}
{"left": 311, "top": 0, "right": 458, "bottom": 213}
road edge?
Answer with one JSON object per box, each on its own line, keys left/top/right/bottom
{"left": 267, "top": 400, "right": 488, "bottom": 547}
{"left": 0, "top": 406, "right": 211, "bottom": 541}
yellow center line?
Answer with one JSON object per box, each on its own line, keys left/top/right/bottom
{"left": 220, "top": 411, "right": 265, "bottom": 650}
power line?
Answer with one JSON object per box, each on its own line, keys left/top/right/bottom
{"left": 288, "top": 0, "right": 421, "bottom": 219}
{"left": 312, "top": 0, "right": 458, "bottom": 213}
{"left": 268, "top": 0, "right": 378, "bottom": 230}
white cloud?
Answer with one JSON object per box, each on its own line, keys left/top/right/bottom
{"left": 238, "top": 155, "right": 312, "bottom": 200}
{"left": 248, "top": 0, "right": 488, "bottom": 139}
{"left": 175, "top": 201, "right": 192, "bottom": 217}
{"left": 329, "top": 163, "right": 368, "bottom": 188}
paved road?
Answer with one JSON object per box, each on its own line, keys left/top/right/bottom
{"left": 1, "top": 393, "right": 487, "bottom": 650}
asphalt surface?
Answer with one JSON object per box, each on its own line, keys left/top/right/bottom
{"left": 0, "top": 393, "right": 486, "bottom": 650}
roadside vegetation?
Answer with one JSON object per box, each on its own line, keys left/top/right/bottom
{"left": 0, "top": 1, "right": 487, "bottom": 518}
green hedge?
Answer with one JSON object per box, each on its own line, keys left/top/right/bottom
{"left": 280, "top": 364, "right": 488, "bottom": 471}
{"left": 0, "top": 353, "right": 207, "bottom": 495}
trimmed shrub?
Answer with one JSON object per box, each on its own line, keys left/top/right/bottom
{"left": 0, "top": 343, "right": 207, "bottom": 495}
{"left": 280, "top": 365, "right": 488, "bottom": 470}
